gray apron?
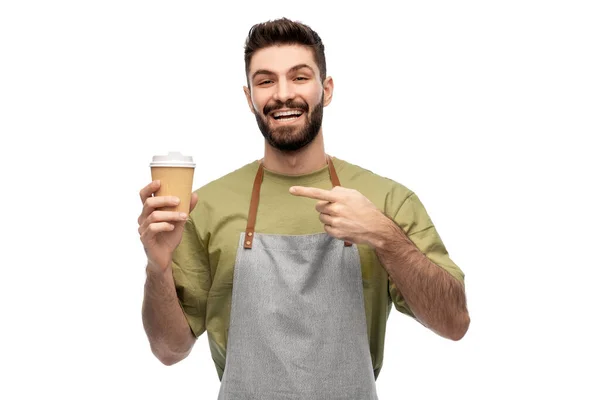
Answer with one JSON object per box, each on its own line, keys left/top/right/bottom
{"left": 217, "top": 156, "right": 378, "bottom": 400}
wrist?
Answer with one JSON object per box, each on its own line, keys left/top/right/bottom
{"left": 146, "top": 260, "right": 173, "bottom": 277}
{"left": 370, "top": 212, "right": 410, "bottom": 252}
{"left": 368, "top": 212, "right": 394, "bottom": 249}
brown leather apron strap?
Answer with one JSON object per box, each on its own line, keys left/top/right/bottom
{"left": 327, "top": 155, "right": 341, "bottom": 187}
{"left": 244, "top": 155, "right": 352, "bottom": 249}
{"left": 243, "top": 162, "right": 264, "bottom": 249}
{"left": 328, "top": 156, "right": 352, "bottom": 247}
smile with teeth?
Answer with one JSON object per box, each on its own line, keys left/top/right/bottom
{"left": 271, "top": 110, "right": 304, "bottom": 122}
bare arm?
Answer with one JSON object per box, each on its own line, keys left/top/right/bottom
{"left": 142, "top": 263, "right": 196, "bottom": 365}
{"left": 138, "top": 181, "right": 201, "bottom": 365}
{"left": 287, "top": 185, "right": 469, "bottom": 340}
{"left": 372, "top": 216, "right": 470, "bottom": 340}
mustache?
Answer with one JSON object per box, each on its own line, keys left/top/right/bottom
{"left": 263, "top": 100, "right": 309, "bottom": 116}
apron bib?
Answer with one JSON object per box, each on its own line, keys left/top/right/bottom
{"left": 217, "top": 156, "right": 378, "bottom": 400}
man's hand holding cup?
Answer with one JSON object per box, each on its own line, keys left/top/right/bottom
{"left": 138, "top": 152, "right": 196, "bottom": 274}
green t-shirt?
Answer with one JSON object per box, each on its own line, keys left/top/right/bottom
{"left": 171, "top": 156, "right": 464, "bottom": 380}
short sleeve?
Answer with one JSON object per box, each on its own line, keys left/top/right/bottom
{"left": 171, "top": 217, "right": 212, "bottom": 338}
{"left": 386, "top": 187, "right": 465, "bottom": 316}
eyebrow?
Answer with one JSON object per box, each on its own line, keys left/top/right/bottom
{"left": 251, "top": 64, "right": 316, "bottom": 81}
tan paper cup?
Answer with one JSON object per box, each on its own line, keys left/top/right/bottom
{"left": 150, "top": 152, "right": 195, "bottom": 214}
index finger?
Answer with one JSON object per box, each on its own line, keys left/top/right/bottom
{"left": 289, "top": 186, "right": 338, "bottom": 202}
{"left": 139, "top": 180, "right": 160, "bottom": 203}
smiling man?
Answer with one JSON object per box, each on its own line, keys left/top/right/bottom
{"left": 246, "top": 47, "right": 327, "bottom": 153}
{"left": 139, "top": 17, "right": 470, "bottom": 399}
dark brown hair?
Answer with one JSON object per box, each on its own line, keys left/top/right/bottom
{"left": 244, "top": 18, "right": 326, "bottom": 85}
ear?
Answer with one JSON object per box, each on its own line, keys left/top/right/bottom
{"left": 243, "top": 86, "right": 256, "bottom": 114}
{"left": 322, "top": 76, "right": 334, "bottom": 107}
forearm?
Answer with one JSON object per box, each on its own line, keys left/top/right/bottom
{"left": 371, "top": 216, "right": 470, "bottom": 340}
{"left": 142, "top": 264, "right": 196, "bottom": 364}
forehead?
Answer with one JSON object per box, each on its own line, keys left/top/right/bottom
{"left": 249, "top": 44, "right": 319, "bottom": 76}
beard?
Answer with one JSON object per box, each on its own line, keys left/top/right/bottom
{"left": 254, "top": 98, "right": 324, "bottom": 152}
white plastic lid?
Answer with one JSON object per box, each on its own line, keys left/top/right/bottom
{"left": 149, "top": 151, "right": 195, "bottom": 168}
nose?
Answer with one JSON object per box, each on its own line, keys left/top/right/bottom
{"left": 273, "top": 80, "right": 295, "bottom": 102}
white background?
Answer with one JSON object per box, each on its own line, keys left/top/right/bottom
{"left": 1, "top": 1, "right": 599, "bottom": 399}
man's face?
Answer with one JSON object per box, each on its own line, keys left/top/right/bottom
{"left": 244, "top": 45, "right": 333, "bottom": 152}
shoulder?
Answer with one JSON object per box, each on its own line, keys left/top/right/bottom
{"left": 194, "top": 159, "right": 259, "bottom": 201}
{"left": 333, "top": 157, "right": 414, "bottom": 207}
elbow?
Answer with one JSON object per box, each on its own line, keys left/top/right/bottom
{"left": 151, "top": 345, "right": 187, "bottom": 366}
{"left": 157, "top": 354, "right": 183, "bottom": 366}
{"left": 447, "top": 312, "right": 470, "bottom": 341}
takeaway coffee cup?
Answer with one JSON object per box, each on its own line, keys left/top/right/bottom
{"left": 150, "top": 151, "right": 195, "bottom": 214}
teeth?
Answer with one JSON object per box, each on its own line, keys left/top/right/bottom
{"left": 273, "top": 110, "right": 302, "bottom": 118}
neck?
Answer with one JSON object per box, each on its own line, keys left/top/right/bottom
{"left": 261, "top": 130, "right": 328, "bottom": 175}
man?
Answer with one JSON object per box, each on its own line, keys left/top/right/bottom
{"left": 138, "top": 17, "right": 469, "bottom": 399}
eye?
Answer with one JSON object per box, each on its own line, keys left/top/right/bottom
{"left": 295, "top": 77, "right": 308, "bottom": 81}
{"left": 258, "top": 80, "right": 273, "bottom": 85}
